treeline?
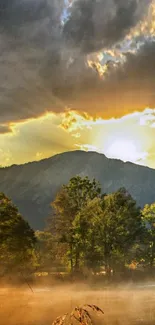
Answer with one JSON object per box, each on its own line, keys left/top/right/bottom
{"left": 1, "top": 176, "right": 155, "bottom": 281}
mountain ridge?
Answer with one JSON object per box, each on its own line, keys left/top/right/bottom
{"left": 0, "top": 150, "right": 155, "bottom": 230}
{"left": 0, "top": 150, "right": 153, "bottom": 171}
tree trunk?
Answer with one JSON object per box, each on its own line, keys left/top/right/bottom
{"left": 105, "top": 265, "right": 111, "bottom": 278}
{"left": 149, "top": 242, "right": 154, "bottom": 274}
{"left": 104, "top": 249, "right": 111, "bottom": 279}
{"left": 70, "top": 243, "right": 73, "bottom": 273}
{"left": 75, "top": 249, "right": 80, "bottom": 272}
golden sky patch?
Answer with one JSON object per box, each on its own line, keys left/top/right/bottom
{"left": 0, "top": 108, "right": 155, "bottom": 169}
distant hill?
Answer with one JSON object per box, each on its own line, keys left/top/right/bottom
{"left": 0, "top": 150, "right": 155, "bottom": 230}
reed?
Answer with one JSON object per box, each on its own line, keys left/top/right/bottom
{"left": 52, "top": 304, "right": 104, "bottom": 325}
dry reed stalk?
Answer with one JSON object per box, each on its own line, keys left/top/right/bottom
{"left": 52, "top": 304, "right": 104, "bottom": 325}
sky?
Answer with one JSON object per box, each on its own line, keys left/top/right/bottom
{"left": 1, "top": 0, "right": 155, "bottom": 168}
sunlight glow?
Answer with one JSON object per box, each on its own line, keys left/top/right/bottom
{"left": 104, "top": 138, "right": 146, "bottom": 163}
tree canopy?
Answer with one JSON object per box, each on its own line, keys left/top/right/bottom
{"left": 1, "top": 175, "right": 155, "bottom": 281}
{"left": 50, "top": 176, "right": 101, "bottom": 272}
{"left": 48, "top": 178, "right": 144, "bottom": 276}
{"left": 141, "top": 203, "right": 155, "bottom": 270}
{"left": 0, "top": 192, "right": 36, "bottom": 275}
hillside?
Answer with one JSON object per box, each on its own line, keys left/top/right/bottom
{"left": 0, "top": 150, "right": 155, "bottom": 229}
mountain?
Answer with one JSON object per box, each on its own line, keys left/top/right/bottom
{"left": 0, "top": 150, "right": 155, "bottom": 230}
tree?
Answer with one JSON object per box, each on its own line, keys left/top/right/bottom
{"left": 49, "top": 176, "right": 101, "bottom": 272}
{"left": 71, "top": 188, "right": 143, "bottom": 276}
{"left": 35, "top": 230, "right": 66, "bottom": 272}
{"left": 72, "top": 197, "right": 103, "bottom": 273}
{"left": 99, "top": 188, "right": 143, "bottom": 276}
{"left": 49, "top": 180, "right": 143, "bottom": 277}
{"left": 0, "top": 193, "right": 36, "bottom": 276}
{"left": 141, "top": 203, "right": 155, "bottom": 271}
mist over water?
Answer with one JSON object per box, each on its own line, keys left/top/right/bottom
{"left": 1, "top": 282, "right": 155, "bottom": 325}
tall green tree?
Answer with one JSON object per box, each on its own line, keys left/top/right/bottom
{"left": 0, "top": 193, "right": 36, "bottom": 276}
{"left": 72, "top": 188, "right": 143, "bottom": 276}
{"left": 72, "top": 197, "right": 103, "bottom": 272}
{"left": 99, "top": 188, "right": 142, "bottom": 275}
{"left": 141, "top": 203, "right": 155, "bottom": 271}
{"left": 49, "top": 180, "right": 143, "bottom": 276}
{"left": 50, "top": 176, "right": 101, "bottom": 272}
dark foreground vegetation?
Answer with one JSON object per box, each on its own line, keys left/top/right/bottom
{"left": 1, "top": 175, "right": 155, "bottom": 283}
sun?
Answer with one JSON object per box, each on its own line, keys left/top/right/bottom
{"left": 104, "top": 138, "right": 141, "bottom": 163}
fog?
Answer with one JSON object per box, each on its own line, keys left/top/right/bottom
{"left": 0, "top": 282, "right": 155, "bottom": 325}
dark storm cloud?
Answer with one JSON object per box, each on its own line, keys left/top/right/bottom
{"left": 101, "top": 40, "right": 155, "bottom": 115}
{"left": 0, "top": 0, "right": 65, "bottom": 126}
{"left": 0, "top": 0, "right": 152, "bottom": 132}
{"left": 63, "top": 0, "right": 151, "bottom": 53}
{"left": 0, "top": 0, "right": 49, "bottom": 31}
{"left": 66, "top": 40, "right": 155, "bottom": 118}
